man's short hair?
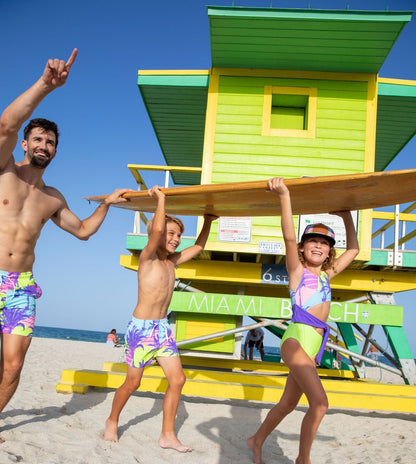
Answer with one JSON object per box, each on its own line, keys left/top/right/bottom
{"left": 146, "top": 214, "right": 185, "bottom": 236}
{"left": 23, "top": 118, "right": 60, "bottom": 147}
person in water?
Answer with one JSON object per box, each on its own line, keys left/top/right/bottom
{"left": 247, "top": 177, "right": 359, "bottom": 464}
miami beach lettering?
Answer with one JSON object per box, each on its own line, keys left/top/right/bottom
{"left": 184, "top": 293, "right": 292, "bottom": 318}
{"left": 169, "top": 292, "right": 403, "bottom": 326}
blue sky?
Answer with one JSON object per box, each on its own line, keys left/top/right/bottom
{"left": 0, "top": 0, "right": 415, "bottom": 355}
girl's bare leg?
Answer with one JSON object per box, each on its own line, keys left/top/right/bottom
{"left": 282, "top": 339, "right": 328, "bottom": 464}
{"left": 247, "top": 372, "right": 302, "bottom": 464}
{"left": 247, "top": 339, "right": 327, "bottom": 464}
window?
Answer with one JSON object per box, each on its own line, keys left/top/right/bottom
{"left": 262, "top": 86, "right": 317, "bottom": 138}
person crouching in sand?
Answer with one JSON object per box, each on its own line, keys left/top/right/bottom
{"left": 247, "top": 177, "right": 359, "bottom": 464}
{"left": 104, "top": 185, "right": 217, "bottom": 452}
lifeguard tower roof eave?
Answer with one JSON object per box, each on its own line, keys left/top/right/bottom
{"left": 137, "top": 70, "right": 210, "bottom": 186}
{"left": 207, "top": 6, "right": 413, "bottom": 73}
{"left": 376, "top": 78, "right": 416, "bottom": 171}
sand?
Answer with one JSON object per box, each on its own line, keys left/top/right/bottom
{"left": 0, "top": 337, "right": 414, "bottom": 464}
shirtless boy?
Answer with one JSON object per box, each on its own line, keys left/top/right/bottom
{"left": 0, "top": 49, "right": 132, "bottom": 426}
{"left": 104, "top": 185, "right": 217, "bottom": 452}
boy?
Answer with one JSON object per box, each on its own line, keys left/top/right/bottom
{"left": 104, "top": 185, "right": 217, "bottom": 451}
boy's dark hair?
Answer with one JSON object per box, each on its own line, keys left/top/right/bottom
{"left": 146, "top": 214, "right": 185, "bottom": 236}
{"left": 23, "top": 118, "right": 60, "bottom": 147}
{"left": 297, "top": 239, "right": 336, "bottom": 271}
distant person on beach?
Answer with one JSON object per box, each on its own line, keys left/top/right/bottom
{"left": 104, "top": 185, "right": 217, "bottom": 452}
{"left": 243, "top": 328, "right": 265, "bottom": 360}
{"left": 0, "top": 49, "right": 132, "bottom": 431}
{"left": 367, "top": 343, "right": 379, "bottom": 362}
{"left": 106, "top": 329, "right": 121, "bottom": 347}
{"left": 247, "top": 177, "right": 359, "bottom": 464}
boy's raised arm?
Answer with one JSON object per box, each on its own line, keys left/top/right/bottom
{"left": 141, "top": 186, "right": 167, "bottom": 259}
{"left": 173, "top": 214, "right": 218, "bottom": 266}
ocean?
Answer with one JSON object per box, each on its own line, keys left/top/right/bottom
{"left": 33, "top": 325, "right": 280, "bottom": 355}
{"left": 33, "top": 326, "right": 403, "bottom": 366}
{"left": 33, "top": 325, "right": 119, "bottom": 344}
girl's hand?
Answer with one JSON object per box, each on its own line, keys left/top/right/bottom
{"left": 267, "top": 177, "right": 289, "bottom": 196}
{"left": 330, "top": 210, "right": 351, "bottom": 219}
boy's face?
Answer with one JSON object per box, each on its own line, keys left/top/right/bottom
{"left": 164, "top": 221, "right": 182, "bottom": 253}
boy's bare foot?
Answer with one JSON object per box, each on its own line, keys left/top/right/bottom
{"left": 159, "top": 433, "right": 192, "bottom": 453}
{"left": 104, "top": 418, "right": 119, "bottom": 442}
{"left": 247, "top": 436, "right": 264, "bottom": 464}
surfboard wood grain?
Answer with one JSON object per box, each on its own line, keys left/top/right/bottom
{"left": 86, "top": 169, "right": 416, "bottom": 217}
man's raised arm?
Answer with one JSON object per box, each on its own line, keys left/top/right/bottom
{"left": 0, "top": 48, "right": 78, "bottom": 168}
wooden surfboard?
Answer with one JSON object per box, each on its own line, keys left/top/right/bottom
{"left": 86, "top": 169, "right": 416, "bottom": 217}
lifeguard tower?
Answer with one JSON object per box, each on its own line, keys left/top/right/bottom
{"left": 58, "top": 7, "right": 416, "bottom": 411}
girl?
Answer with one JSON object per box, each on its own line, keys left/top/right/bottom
{"left": 248, "top": 177, "right": 359, "bottom": 464}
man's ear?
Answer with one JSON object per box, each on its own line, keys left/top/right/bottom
{"left": 21, "top": 139, "right": 27, "bottom": 152}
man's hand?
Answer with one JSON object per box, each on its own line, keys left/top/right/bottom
{"left": 103, "top": 188, "right": 136, "bottom": 206}
{"left": 41, "top": 48, "right": 78, "bottom": 89}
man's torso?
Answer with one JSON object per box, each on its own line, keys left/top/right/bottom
{"left": 0, "top": 159, "right": 62, "bottom": 271}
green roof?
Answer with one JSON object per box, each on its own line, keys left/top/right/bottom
{"left": 137, "top": 8, "right": 416, "bottom": 185}
{"left": 207, "top": 6, "right": 412, "bottom": 73}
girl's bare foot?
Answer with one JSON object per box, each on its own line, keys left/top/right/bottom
{"left": 247, "top": 436, "right": 264, "bottom": 464}
{"left": 104, "top": 418, "right": 119, "bottom": 442}
{"left": 159, "top": 432, "right": 192, "bottom": 453}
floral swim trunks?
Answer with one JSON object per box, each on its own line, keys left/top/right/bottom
{"left": 124, "top": 317, "right": 179, "bottom": 368}
{"left": 0, "top": 270, "right": 42, "bottom": 337}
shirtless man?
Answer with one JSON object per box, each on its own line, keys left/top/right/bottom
{"left": 0, "top": 48, "right": 132, "bottom": 424}
{"left": 104, "top": 185, "right": 217, "bottom": 452}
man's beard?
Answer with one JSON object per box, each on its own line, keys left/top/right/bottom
{"left": 29, "top": 154, "right": 52, "bottom": 169}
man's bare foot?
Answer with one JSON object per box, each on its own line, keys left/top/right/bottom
{"left": 247, "top": 436, "right": 264, "bottom": 464}
{"left": 158, "top": 433, "right": 192, "bottom": 453}
{"left": 104, "top": 418, "right": 119, "bottom": 442}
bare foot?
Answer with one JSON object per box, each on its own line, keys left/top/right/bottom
{"left": 247, "top": 436, "right": 264, "bottom": 464}
{"left": 295, "top": 458, "right": 311, "bottom": 464}
{"left": 158, "top": 433, "right": 192, "bottom": 453}
{"left": 0, "top": 436, "right": 4, "bottom": 444}
{"left": 104, "top": 418, "right": 119, "bottom": 442}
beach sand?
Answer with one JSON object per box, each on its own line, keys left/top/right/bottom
{"left": 0, "top": 337, "right": 414, "bottom": 464}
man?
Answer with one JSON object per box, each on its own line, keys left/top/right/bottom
{"left": 367, "top": 343, "right": 379, "bottom": 362}
{"left": 243, "top": 328, "right": 265, "bottom": 361}
{"left": 0, "top": 48, "right": 132, "bottom": 423}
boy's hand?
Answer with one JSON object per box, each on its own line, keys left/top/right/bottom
{"left": 148, "top": 185, "right": 165, "bottom": 200}
{"left": 267, "top": 177, "right": 289, "bottom": 196}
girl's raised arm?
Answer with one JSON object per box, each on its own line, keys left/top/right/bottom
{"left": 268, "top": 178, "right": 303, "bottom": 282}
{"left": 327, "top": 211, "right": 359, "bottom": 279}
